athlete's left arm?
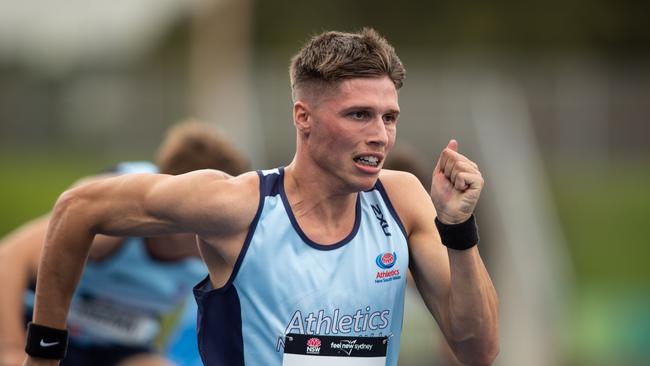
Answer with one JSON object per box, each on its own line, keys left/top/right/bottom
{"left": 382, "top": 140, "right": 499, "bottom": 365}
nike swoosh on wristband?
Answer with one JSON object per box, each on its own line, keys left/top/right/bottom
{"left": 40, "top": 339, "right": 59, "bottom": 347}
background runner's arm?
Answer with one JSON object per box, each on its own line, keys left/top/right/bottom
{"left": 0, "top": 217, "right": 47, "bottom": 365}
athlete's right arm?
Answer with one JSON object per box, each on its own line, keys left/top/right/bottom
{"left": 23, "top": 169, "right": 257, "bottom": 366}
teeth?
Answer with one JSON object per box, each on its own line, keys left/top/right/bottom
{"left": 355, "top": 156, "right": 379, "bottom": 166}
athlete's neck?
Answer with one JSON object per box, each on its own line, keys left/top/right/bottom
{"left": 284, "top": 163, "right": 358, "bottom": 245}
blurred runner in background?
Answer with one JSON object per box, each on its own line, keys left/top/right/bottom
{"left": 0, "top": 120, "right": 249, "bottom": 366}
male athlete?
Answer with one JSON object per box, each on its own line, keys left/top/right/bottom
{"left": 0, "top": 121, "right": 248, "bottom": 366}
{"left": 23, "top": 28, "right": 499, "bottom": 366}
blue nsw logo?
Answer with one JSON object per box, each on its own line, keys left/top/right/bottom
{"left": 375, "top": 252, "right": 397, "bottom": 269}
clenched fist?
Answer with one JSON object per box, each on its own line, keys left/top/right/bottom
{"left": 430, "top": 139, "right": 484, "bottom": 224}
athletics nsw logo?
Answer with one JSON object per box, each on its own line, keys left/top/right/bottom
{"left": 306, "top": 337, "right": 321, "bottom": 354}
{"left": 375, "top": 251, "right": 401, "bottom": 283}
{"left": 375, "top": 252, "right": 396, "bottom": 269}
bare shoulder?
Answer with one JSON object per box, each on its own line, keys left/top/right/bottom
{"left": 379, "top": 169, "right": 429, "bottom": 204}
{"left": 379, "top": 169, "right": 423, "bottom": 189}
{"left": 378, "top": 169, "right": 436, "bottom": 235}
{"left": 197, "top": 170, "right": 260, "bottom": 204}
{"left": 190, "top": 169, "right": 259, "bottom": 195}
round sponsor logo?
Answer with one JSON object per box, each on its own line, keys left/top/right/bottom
{"left": 375, "top": 251, "right": 397, "bottom": 269}
{"left": 307, "top": 337, "right": 321, "bottom": 347}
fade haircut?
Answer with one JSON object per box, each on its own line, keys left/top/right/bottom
{"left": 289, "top": 27, "right": 405, "bottom": 101}
{"left": 156, "top": 119, "right": 250, "bottom": 176}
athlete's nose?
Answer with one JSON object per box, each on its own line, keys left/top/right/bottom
{"left": 366, "top": 116, "right": 388, "bottom": 147}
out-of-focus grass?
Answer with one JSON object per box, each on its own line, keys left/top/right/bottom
{"left": 549, "top": 160, "right": 650, "bottom": 289}
{"left": 548, "top": 159, "right": 650, "bottom": 365}
{"left": 0, "top": 151, "right": 117, "bottom": 236}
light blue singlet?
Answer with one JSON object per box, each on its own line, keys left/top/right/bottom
{"left": 194, "top": 167, "right": 409, "bottom": 366}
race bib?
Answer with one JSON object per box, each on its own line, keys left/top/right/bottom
{"left": 282, "top": 333, "right": 387, "bottom": 366}
{"left": 67, "top": 296, "right": 159, "bottom": 345}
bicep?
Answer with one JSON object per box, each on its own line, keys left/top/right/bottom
{"left": 66, "top": 170, "right": 254, "bottom": 239}
{"left": 60, "top": 172, "right": 193, "bottom": 238}
{"left": 143, "top": 170, "right": 257, "bottom": 236}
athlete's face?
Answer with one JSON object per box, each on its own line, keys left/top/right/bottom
{"left": 300, "top": 76, "right": 400, "bottom": 192}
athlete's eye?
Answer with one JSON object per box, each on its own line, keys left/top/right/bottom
{"left": 349, "top": 111, "right": 370, "bottom": 120}
{"left": 382, "top": 114, "right": 397, "bottom": 124}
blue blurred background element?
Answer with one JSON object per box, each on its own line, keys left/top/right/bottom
{"left": 1, "top": 1, "right": 649, "bottom": 365}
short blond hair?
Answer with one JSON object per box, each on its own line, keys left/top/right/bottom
{"left": 155, "top": 119, "right": 250, "bottom": 176}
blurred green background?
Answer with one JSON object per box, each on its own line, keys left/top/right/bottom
{"left": 1, "top": 0, "right": 649, "bottom": 365}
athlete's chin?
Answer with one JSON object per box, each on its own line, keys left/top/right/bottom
{"left": 349, "top": 174, "right": 379, "bottom": 192}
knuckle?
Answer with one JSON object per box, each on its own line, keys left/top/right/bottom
{"left": 444, "top": 148, "right": 456, "bottom": 159}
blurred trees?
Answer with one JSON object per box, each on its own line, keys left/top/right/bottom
{"left": 254, "top": 0, "right": 650, "bottom": 54}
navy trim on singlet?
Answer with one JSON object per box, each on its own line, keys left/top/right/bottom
{"left": 277, "top": 167, "right": 361, "bottom": 251}
{"left": 260, "top": 169, "right": 283, "bottom": 197}
{"left": 192, "top": 172, "right": 267, "bottom": 365}
{"left": 196, "top": 171, "right": 265, "bottom": 294}
{"left": 374, "top": 179, "right": 408, "bottom": 239}
{"left": 194, "top": 278, "right": 245, "bottom": 366}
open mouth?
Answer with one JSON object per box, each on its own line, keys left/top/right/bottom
{"left": 353, "top": 155, "right": 380, "bottom": 167}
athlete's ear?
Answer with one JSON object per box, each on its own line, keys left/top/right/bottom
{"left": 293, "top": 100, "right": 311, "bottom": 136}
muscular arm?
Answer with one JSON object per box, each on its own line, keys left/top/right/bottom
{"left": 408, "top": 202, "right": 499, "bottom": 366}
{"left": 26, "top": 170, "right": 256, "bottom": 364}
{"left": 0, "top": 175, "right": 139, "bottom": 365}
{"left": 382, "top": 154, "right": 499, "bottom": 365}
{"left": 0, "top": 217, "right": 47, "bottom": 365}
{"left": 0, "top": 171, "right": 189, "bottom": 363}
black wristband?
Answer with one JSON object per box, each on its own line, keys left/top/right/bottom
{"left": 434, "top": 214, "right": 479, "bottom": 250}
{"left": 25, "top": 322, "right": 69, "bottom": 360}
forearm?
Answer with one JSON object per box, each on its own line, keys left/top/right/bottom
{"left": 30, "top": 174, "right": 186, "bottom": 327}
{"left": 447, "top": 247, "right": 499, "bottom": 365}
{"left": 32, "top": 194, "right": 95, "bottom": 329}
